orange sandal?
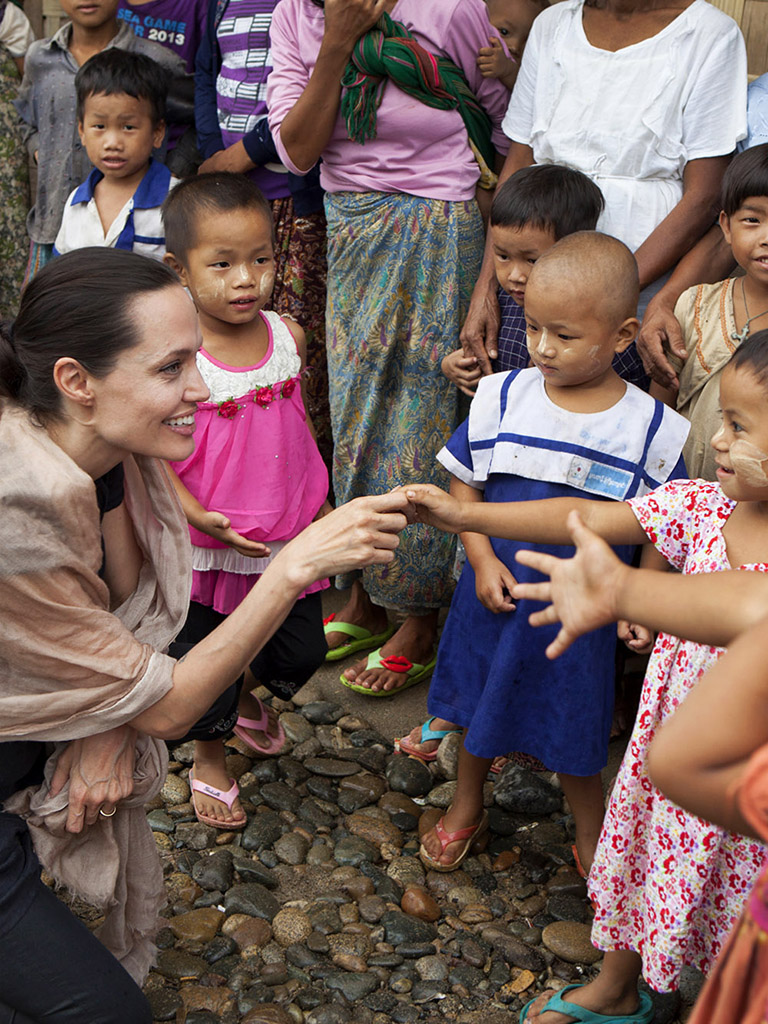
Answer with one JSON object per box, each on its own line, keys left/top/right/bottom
{"left": 419, "top": 810, "right": 489, "bottom": 872}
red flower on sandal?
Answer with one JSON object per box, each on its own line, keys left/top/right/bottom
{"left": 379, "top": 655, "right": 413, "bottom": 673}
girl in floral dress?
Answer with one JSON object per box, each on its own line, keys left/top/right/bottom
{"left": 404, "top": 330, "right": 768, "bottom": 1023}
{"left": 163, "top": 173, "right": 330, "bottom": 829}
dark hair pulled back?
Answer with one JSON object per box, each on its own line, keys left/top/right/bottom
{"left": 0, "top": 248, "right": 180, "bottom": 419}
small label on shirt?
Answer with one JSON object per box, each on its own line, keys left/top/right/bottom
{"left": 566, "top": 456, "right": 633, "bottom": 499}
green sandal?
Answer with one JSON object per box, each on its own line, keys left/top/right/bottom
{"left": 519, "top": 985, "right": 654, "bottom": 1024}
{"left": 323, "top": 615, "right": 395, "bottom": 662}
{"left": 340, "top": 647, "right": 437, "bottom": 696}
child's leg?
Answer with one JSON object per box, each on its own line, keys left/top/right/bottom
{"left": 421, "top": 737, "right": 491, "bottom": 868}
{"left": 524, "top": 951, "right": 643, "bottom": 1024}
{"left": 557, "top": 772, "right": 605, "bottom": 875}
{"left": 247, "top": 591, "right": 328, "bottom": 700}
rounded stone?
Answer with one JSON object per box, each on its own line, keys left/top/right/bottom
{"left": 227, "top": 915, "right": 273, "bottom": 951}
{"left": 415, "top": 955, "right": 448, "bottom": 982}
{"left": 274, "top": 832, "right": 310, "bottom": 866}
{"left": 161, "top": 773, "right": 190, "bottom": 806}
{"left": 385, "top": 757, "right": 433, "bottom": 797}
{"left": 358, "top": 894, "right": 388, "bottom": 923}
{"left": 272, "top": 908, "right": 313, "bottom": 947}
{"left": 387, "top": 857, "right": 425, "bottom": 889}
{"left": 542, "top": 921, "right": 602, "bottom": 964}
{"left": 347, "top": 811, "right": 403, "bottom": 849}
{"left": 168, "top": 907, "right": 224, "bottom": 943}
{"left": 400, "top": 888, "right": 441, "bottom": 923}
{"left": 281, "top": 712, "right": 315, "bottom": 744}
{"left": 426, "top": 781, "right": 457, "bottom": 809}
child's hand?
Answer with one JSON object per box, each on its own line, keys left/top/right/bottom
{"left": 442, "top": 348, "right": 482, "bottom": 397}
{"left": 198, "top": 510, "right": 271, "bottom": 559}
{"left": 618, "top": 620, "right": 654, "bottom": 654}
{"left": 477, "top": 37, "right": 518, "bottom": 89}
{"left": 474, "top": 554, "right": 517, "bottom": 613}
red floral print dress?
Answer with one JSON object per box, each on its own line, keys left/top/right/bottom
{"left": 588, "top": 480, "right": 767, "bottom": 991}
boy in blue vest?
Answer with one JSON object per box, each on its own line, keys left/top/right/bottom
{"left": 54, "top": 49, "right": 177, "bottom": 259}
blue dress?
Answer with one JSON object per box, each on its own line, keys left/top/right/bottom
{"left": 428, "top": 368, "right": 688, "bottom": 776}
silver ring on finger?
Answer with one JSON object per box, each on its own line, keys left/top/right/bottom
{"left": 99, "top": 806, "right": 117, "bottom": 818}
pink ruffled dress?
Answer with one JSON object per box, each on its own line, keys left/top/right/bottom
{"left": 171, "top": 310, "right": 329, "bottom": 614}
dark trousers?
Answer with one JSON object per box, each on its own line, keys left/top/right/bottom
{"left": 169, "top": 591, "right": 328, "bottom": 743}
{"left": 0, "top": 878, "right": 151, "bottom": 1023}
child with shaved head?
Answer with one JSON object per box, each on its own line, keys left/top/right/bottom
{"left": 414, "top": 231, "right": 691, "bottom": 878}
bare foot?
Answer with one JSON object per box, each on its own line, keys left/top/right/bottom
{"left": 191, "top": 741, "right": 246, "bottom": 826}
{"left": 343, "top": 613, "right": 437, "bottom": 693}
{"left": 420, "top": 805, "right": 485, "bottom": 868}
{"left": 399, "top": 717, "right": 460, "bottom": 757}
{"left": 325, "top": 581, "right": 389, "bottom": 653}
{"left": 236, "top": 690, "right": 284, "bottom": 754}
{"left": 523, "top": 985, "right": 642, "bottom": 1024}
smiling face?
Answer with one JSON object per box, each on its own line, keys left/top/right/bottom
{"left": 486, "top": 0, "right": 540, "bottom": 61}
{"left": 720, "top": 196, "right": 768, "bottom": 291}
{"left": 712, "top": 363, "right": 768, "bottom": 501}
{"left": 490, "top": 221, "right": 557, "bottom": 307}
{"left": 79, "top": 91, "right": 163, "bottom": 186}
{"left": 59, "top": 0, "right": 119, "bottom": 30}
{"left": 171, "top": 208, "right": 275, "bottom": 333}
{"left": 86, "top": 285, "right": 208, "bottom": 463}
{"left": 523, "top": 268, "right": 633, "bottom": 391}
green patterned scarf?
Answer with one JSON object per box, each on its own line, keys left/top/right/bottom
{"left": 341, "top": 12, "right": 497, "bottom": 186}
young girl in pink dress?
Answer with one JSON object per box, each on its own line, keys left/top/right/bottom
{"left": 163, "top": 173, "right": 329, "bottom": 829}
{"left": 404, "top": 331, "right": 768, "bottom": 1023}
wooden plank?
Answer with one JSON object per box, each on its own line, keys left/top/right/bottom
{"left": 41, "top": 0, "right": 66, "bottom": 38}
{"left": 23, "top": 0, "right": 43, "bottom": 39}
{"left": 708, "top": 0, "right": 746, "bottom": 21}
{"left": 742, "top": 0, "right": 768, "bottom": 78}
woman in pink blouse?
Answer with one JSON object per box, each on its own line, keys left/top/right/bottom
{"left": 267, "top": 0, "right": 509, "bottom": 696}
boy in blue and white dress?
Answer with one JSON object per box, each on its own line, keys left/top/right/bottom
{"left": 54, "top": 48, "right": 177, "bottom": 259}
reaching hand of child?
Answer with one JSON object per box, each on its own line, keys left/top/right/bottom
{"left": 403, "top": 484, "right": 463, "bottom": 534}
{"left": 197, "top": 510, "right": 271, "bottom": 559}
{"left": 618, "top": 620, "right": 655, "bottom": 654}
{"left": 476, "top": 37, "right": 518, "bottom": 89}
{"left": 441, "top": 348, "right": 482, "bottom": 397}
{"left": 474, "top": 554, "right": 517, "bottom": 613}
{"left": 512, "top": 511, "right": 629, "bottom": 658}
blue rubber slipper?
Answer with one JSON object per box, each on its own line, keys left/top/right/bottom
{"left": 520, "top": 985, "right": 654, "bottom": 1024}
{"left": 340, "top": 647, "right": 437, "bottom": 697}
{"left": 397, "top": 717, "right": 462, "bottom": 761}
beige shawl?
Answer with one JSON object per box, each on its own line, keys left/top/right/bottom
{"left": 0, "top": 402, "right": 192, "bottom": 981}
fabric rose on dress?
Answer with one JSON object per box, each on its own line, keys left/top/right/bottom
{"left": 281, "top": 377, "right": 297, "bottom": 398}
{"left": 254, "top": 386, "right": 274, "bottom": 407}
{"left": 217, "top": 399, "right": 240, "bottom": 418}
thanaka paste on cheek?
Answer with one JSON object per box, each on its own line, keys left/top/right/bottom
{"left": 258, "top": 269, "right": 275, "bottom": 301}
{"left": 730, "top": 439, "right": 768, "bottom": 487}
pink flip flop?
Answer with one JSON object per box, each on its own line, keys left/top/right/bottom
{"left": 232, "top": 697, "right": 286, "bottom": 757}
{"left": 419, "top": 810, "right": 489, "bottom": 872}
{"left": 189, "top": 768, "right": 247, "bottom": 831}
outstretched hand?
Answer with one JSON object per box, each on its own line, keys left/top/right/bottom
{"left": 198, "top": 510, "right": 271, "bottom": 559}
{"left": 511, "top": 511, "right": 629, "bottom": 659}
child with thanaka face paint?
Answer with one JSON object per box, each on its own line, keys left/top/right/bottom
{"left": 404, "top": 332, "right": 768, "bottom": 1024}
{"left": 399, "top": 233, "right": 689, "bottom": 886}
{"left": 653, "top": 144, "right": 768, "bottom": 481}
{"left": 161, "top": 173, "right": 330, "bottom": 829}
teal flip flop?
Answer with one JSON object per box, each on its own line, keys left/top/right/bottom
{"left": 340, "top": 647, "right": 437, "bottom": 697}
{"left": 397, "top": 717, "right": 462, "bottom": 760}
{"left": 520, "top": 985, "right": 654, "bottom": 1024}
{"left": 323, "top": 615, "right": 395, "bottom": 662}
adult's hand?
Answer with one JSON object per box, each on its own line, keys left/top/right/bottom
{"left": 323, "top": 0, "right": 391, "bottom": 51}
{"left": 636, "top": 291, "right": 687, "bottom": 389}
{"left": 198, "top": 141, "right": 256, "bottom": 175}
{"left": 50, "top": 726, "right": 137, "bottom": 833}
{"left": 460, "top": 277, "right": 500, "bottom": 375}
{"left": 511, "top": 511, "right": 629, "bottom": 659}
{"left": 278, "top": 491, "right": 410, "bottom": 588}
